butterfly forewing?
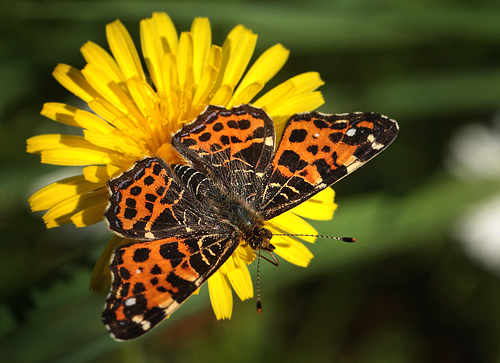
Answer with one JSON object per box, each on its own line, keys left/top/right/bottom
{"left": 103, "top": 233, "right": 238, "bottom": 340}
{"left": 260, "top": 112, "right": 399, "bottom": 219}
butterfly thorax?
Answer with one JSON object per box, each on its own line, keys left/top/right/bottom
{"left": 171, "top": 163, "right": 274, "bottom": 252}
{"left": 227, "top": 202, "right": 274, "bottom": 252}
{"left": 207, "top": 185, "right": 275, "bottom": 253}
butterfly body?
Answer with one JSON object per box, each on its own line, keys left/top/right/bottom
{"left": 103, "top": 104, "right": 398, "bottom": 340}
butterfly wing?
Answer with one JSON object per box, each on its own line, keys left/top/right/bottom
{"left": 172, "top": 105, "right": 275, "bottom": 205}
{"left": 260, "top": 112, "right": 399, "bottom": 219}
{"left": 104, "top": 157, "right": 239, "bottom": 340}
{"left": 103, "top": 232, "right": 238, "bottom": 340}
{"left": 105, "top": 157, "right": 220, "bottom": 240}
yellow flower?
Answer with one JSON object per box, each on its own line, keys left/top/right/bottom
{"left": 27, "top": 13, "right": 337, "bottom": 320}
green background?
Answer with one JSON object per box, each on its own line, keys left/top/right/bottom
{"left": 2, "top": 0, "right": 500, "bottom": 362}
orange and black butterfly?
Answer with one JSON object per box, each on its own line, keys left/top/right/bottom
{"left": 103, "top": 104, "right": 398, "bottom": 340}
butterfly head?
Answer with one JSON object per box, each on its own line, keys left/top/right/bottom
{"left": 246, "top": 226, "right": 275, "bottom": 253}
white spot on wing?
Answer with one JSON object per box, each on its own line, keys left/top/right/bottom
{"left": 125, "top": 297, "right": 136, "bottom": 306}
{"left": 347, "top": 128, "right": 356, "bottom": 137}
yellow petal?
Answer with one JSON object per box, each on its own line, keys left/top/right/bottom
{"left": 227, "top": 255, "right": 253, "bottom": 301}
{"left": 52, "top": 64, "right": 101, "bottom": 103}
{"left": 271, "top": 91, "right": 325, "bottom": 134}
{"left": 81, "top": 64, "right": 132, "bottom": 114}
{"left": 42, "top": 187, "right": 108, "bottom": 228}
{"left": 29, "top": 175, "right": 102, "bottom": 212}
{"left": 74, "top": 109, "right": 115, "bottom": 135}
{"left": 40, "top": 103, "right": 79, "bottom": 127}
{"left": 71, "top": 199, "right": 107, "bottom": 227}
{"left": 288, "top": 71, "right": 325, "bottom": 94}
{"left": 80, "top": 41, "right": 126, "bottom": 89}
{"left": 208, "top": 270, "right": 233, "bottom": 320}
{"left": 90, "top": 235, "right": 131, "bottom": 293}
{"left": 270, "top": 91, "right": 325, "bottom": 117}
{"left": 211, "top": 84, "right": 233, "bottom": 106}
{"left": 219, "top": 254, "right": 236, "bottom": 275}
{"left": 83, "top": 165, "right": 110, "bottom": 183}
{"left": 191, "top": 17, "right": 211, "bottom": 84}
{"left": 27, "top": 134, "right": 95, "bottom": 154}
{"left": 83, "top": 129, "right": 143, "bottom": 157}
{"left": 267, "top": 212, "right": 318, "bottom": 243}
{"left": 233, "top": 43, "right": 289, "bottom": 101}
{"left": 290, "top": 188, "right": 337, "bottom": 221}
{"left": 217, "top": 25, "right": 257, "bottom": 89}
{"left": 41, "top": 148, "right": 113, "bottom": 166}
{"left": 255, "top": 72, "right": 324, "bottom": 114}
{"left": 235, "top": 243, "right": 256, "bottom": 265}
{"left": 229, "top": 82, "right": 264, "bottom": 108}
{"left": 161, "top": 53, "right": 179, "bottom": 104}
{"left": 107, "top": 163, "right": 124, "bottom": 178}
{"left": 192, "top": 65, "right": 218, "bottom": 106}
{"left": 140, "top": 18, "right": 164, "bottom": 93}
{"left": 106, "top": 20, "right": 146, "bottom": 81}
{"left": 87, "top": 98, "right": 137, "bottom": 133}
{"left": 127, "top": 77, "right": 157, "bottom": 120}
{"left": 151, "top": 12, "right": 178, "bottom": 56}
{"left": 177, "top": 32, "right": 194, "bottom": 90}
{"left": 272, "top": 236, "right": 313, "bottom": 267}
{"left": 207, "top": 45, "right": 222, "bottom": 72}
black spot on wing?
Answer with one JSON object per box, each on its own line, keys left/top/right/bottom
{"left": 151, "top": 264, "right": 162, "bottom": 274}
{"left": 133, "top": 282, "right": 146, "bottom": 294}
{"left": 130, "top": 186, "right": 142, "bottom": 196}
{"left": 307, "top": 145, "right": 318, "bottom": 155}
{"left": 328, "top": 132, "right": 342, "bottom": 143}
{"left": 289, "top": 128, "right": 307, "bottom": 143}
{"left": 166, "top": 273, "right": 197, "bottom": 302}
{"left": 213, "top": 122, "right": 224, "bottom": 131}
{"left": 313, "top": 119, "right": 329, "bottom": 129}
{"left": 199, "top": 132, "right": 211, "bottom": 142}
{"left": 143, "top": 176, "right": 155, "bottom": 186}
{"left": 159, "top": 242, "right": 185, "bottom": 261}
{"left": 120, "top": 267, "right": 131, "bottom": 280}
{"left": 133, "top": 248, "right": 150, "bottom": 262}
{"left": 278, "top": 150, "right": 308, "bottom": 173}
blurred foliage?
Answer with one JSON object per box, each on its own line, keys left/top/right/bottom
{"left": 1, "top": 0, "right": 500, "bottom": 362}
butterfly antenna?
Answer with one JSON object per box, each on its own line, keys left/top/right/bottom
{"left": 273, "top": 233, "right": 355, "bottom": 243}
{"left": 256, "top": 253, "right": 262, "bottom": 314}
{"left": 254, "top": 251, "right": 280, "bottom": 266}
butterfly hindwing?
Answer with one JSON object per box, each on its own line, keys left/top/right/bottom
{"left": 260, "top": 112, "right": 399, "bottom": 219}
{"left": 105, "top": 157, "right": 221, "bottom": 240}
{"left": 172, "top": 104, "right": 275, "bottom": 205}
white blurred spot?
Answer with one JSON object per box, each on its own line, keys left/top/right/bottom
{"left": 447, "top": 117, "right": 500, "bottom": 273}
{"left": 445, "top": 120, "right": 500, "bottom": 181}
{"left": 347, "top": 128, "right": 356, "bottom": 137}
{"left": 454, "top": 194, "right": 500, "bottom": 274}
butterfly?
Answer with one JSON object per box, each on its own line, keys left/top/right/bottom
{"left": 102, "top": 104, "right": 399, "bottom": 340}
